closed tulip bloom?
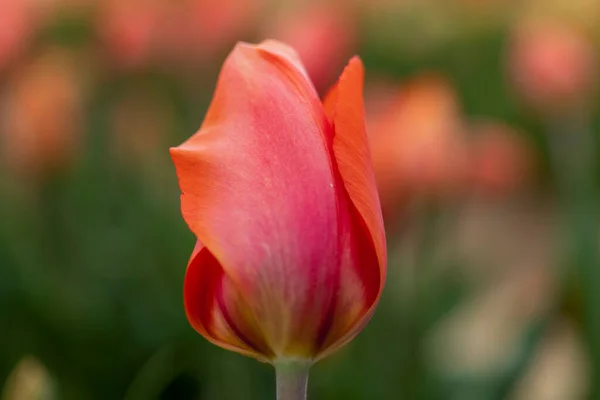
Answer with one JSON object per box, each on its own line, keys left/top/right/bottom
{"left": 170, "top": 38, "right": 386, "bottom": 377}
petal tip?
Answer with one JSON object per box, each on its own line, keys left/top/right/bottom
{"left": 257, "top": 39, "right": 299, "bottom": 56}
{"left": 169, "top": 145, "right": 192, "bottom": 163}
{"left": 348, "top": 55, "right": 363, "bottom": 66}
{"left": 341, "top": 56, "right": 365, "bottom": 84}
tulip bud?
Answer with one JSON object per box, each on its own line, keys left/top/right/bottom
{"left": 170, "top": 41, "right": 386, "bottom": 368}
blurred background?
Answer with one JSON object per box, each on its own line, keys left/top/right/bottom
{"left": 0, "top": 0, "right": 599, "bottom": 398}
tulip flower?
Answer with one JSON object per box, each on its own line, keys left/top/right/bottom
{"left": 170, "top": 40, "right": 386, "bottom": 399}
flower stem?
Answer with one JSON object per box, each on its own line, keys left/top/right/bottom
{"left": 274, "top": 360, "right": 311, "bottom": 400}
{"left": 548, "top": 112, "right": 600, "bottom": 396}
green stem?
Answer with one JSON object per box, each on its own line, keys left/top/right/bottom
{"left": 548, "top": 112, "right": 600, "bottom": 396}
{"left": 274, "top": 360, "right": 311, "bottom": 400}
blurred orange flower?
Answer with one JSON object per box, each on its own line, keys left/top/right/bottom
{"left": 368, "top": 74, "right": 468, "bottom": 217}
{"left": 0, "top": 48, "right": 84, "bottom": 178}
{"left": 367, "top": 75, "right": 534, "bottom": 223}
{"left": 507, "top": 18, "right": 597, "bottom": 112}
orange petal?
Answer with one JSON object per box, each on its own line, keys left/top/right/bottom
{"left": 318, "top": 57, "right": 387, "bottom": 358}
{"left": 325, "top": 57, "right": 386, "bottom": 283}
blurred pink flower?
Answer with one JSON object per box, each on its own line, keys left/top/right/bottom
{"left": 467, "top": 121, "right": 533, "bottom": 196}
{"left": 507, "top": 19, "right": 597, "bottom": 112}
{"left": 99, "top": 0, "right": 264, "bottom": 68}
{"left": 98, "top": 0, "right": 162, "bottom": 68}
{"left": 0, "top": 0, "right": 35, "bottom": 70}
{"left": 167, "top": 0, "right": 265, "bottom": 62}
{"left": 265, "top": 2, "right": 357, "bottom": 91}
